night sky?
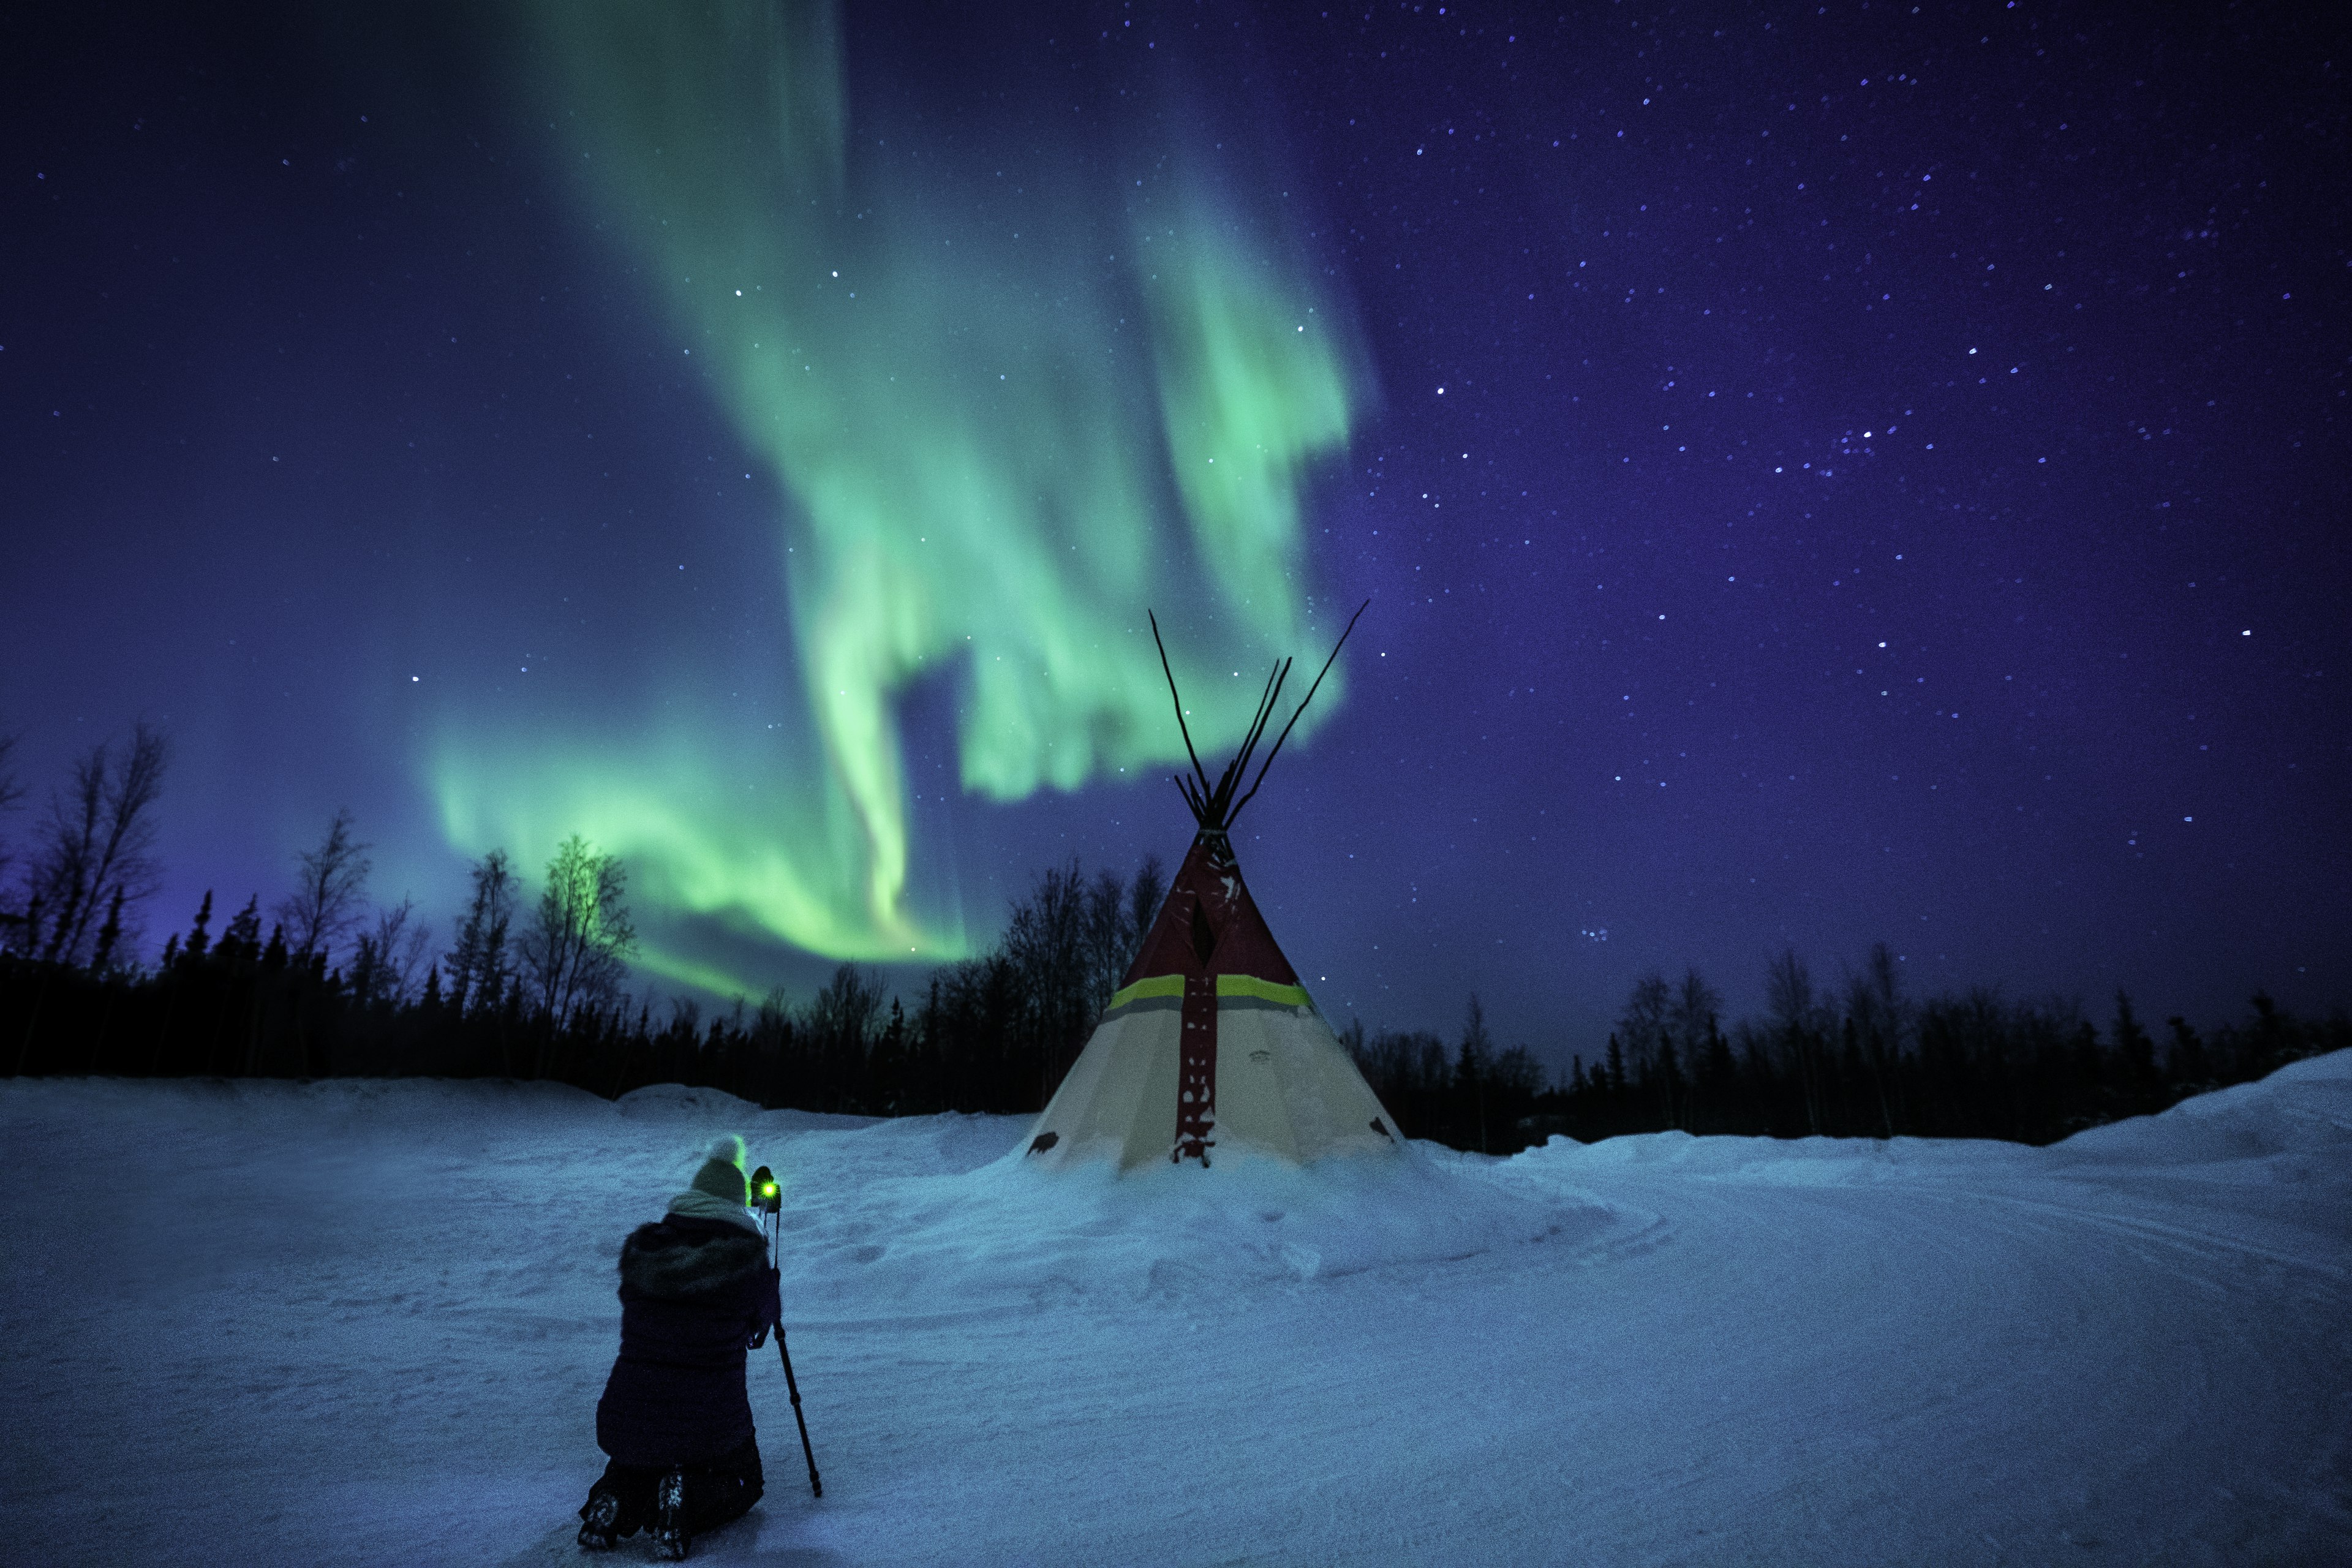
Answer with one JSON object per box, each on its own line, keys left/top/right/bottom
{"left": 6, "top": 1, "right": 2345, "bottom": 1066}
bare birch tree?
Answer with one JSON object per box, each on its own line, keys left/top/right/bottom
{"left": 274, "top": 809, "right": 372, "bottom": 968}
{"left": 1843, "top": 941, "right": 1910, "bottom": 1137}
{"left": 1766, "top": 947, "right": 1830, "bottom": 1135}
{"left": 1459, "top": 993, "right": 1496, "bottom": 1152}
{"left": 520, "top": 834, "right": 636, "bottom": 1028}
{"left": 21, "top": 722, "right": 169, "bottom": 967}
{"left": 443, "top": 850, "right": 519, "bottom": 1013}
{"left": 349, "top": 897, "right": 434, "bottom": 1008}
{"left": 1616, "top": 971, "right": 1672, "bottom": 1081}
{"left": 1660, "top": 967, "right": 1722, "bottom": 1128}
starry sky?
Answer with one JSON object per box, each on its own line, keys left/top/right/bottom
{"left": 4, "top": 1, "right": 2345, "bottom": 1066}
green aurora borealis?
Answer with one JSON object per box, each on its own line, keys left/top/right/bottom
{"left": 429, "top": 3, "right": 1369, "bottom": 985}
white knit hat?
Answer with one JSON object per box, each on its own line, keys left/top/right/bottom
{"left": 666, "top": 1134, "right": 760, "bottom": 1232}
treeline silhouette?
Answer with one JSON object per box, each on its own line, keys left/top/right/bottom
{"left": 6, "top": 870, "right": 2340, "bottom": 1158}
{"left": 1340, "top": 964, "right": 2346, "bottom": 1156}
{"left": 0, "top": 853, "right": 1183, "bottom": 1121}
{"left": 0, "top": 728, "right": 2342, "bottom": 1153}
{"left": 1450, "top": 953, "right": 2345, "bottom": 1152}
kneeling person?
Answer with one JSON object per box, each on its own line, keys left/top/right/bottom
{"left": 579, "top": 1135, "right": 782, "bottom": 1559}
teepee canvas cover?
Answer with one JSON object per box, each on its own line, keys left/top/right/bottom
{"left": 1024, "top": 607, "right": 1404, "bottom": 1170}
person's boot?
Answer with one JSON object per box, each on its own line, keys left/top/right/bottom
{"left": 649, "top": 1469, "right": 690, "bottom": 1561}
{"left": 576, "top": 1490, "right": 622, "bottom": 1551}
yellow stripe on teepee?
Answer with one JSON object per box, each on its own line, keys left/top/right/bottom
{"left": 1104, "top": 971, "right": 1313, "bottom": 1011}
{"left": 1107, "top": 973, "right": 1186, "bottom": 1009}
{"left": 1217, "top": 973, "right": 1313, "bottom": 1008}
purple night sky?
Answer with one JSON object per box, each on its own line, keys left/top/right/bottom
{"left": 4, "top": 2, "right": 2345, "bottom": 1068}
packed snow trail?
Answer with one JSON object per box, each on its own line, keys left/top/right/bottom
{"left": 1, "top": 1057, "right": 2345, "bottom": 1566}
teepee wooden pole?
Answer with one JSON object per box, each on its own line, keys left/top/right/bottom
{"left": 1148, "top": 611, "right": 1215, "bottom": 810}
{"left": 1226, "top": 601, "right": 1370, "bottom": 829}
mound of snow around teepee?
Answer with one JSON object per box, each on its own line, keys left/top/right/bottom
{"left": 777, "top": 1131, "right": 1605, "bottom": 1315}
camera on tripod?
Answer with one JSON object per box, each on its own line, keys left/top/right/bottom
{"left": 743, "top": 1159, "right": 820, "bottom": 1496}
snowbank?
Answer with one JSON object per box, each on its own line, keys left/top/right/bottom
{"left": 1509, "top": 1048, "right": 2352, "bottom": 1187}
{"left": 2048, "top": 1047, "right": 2352, "bottom": 1170}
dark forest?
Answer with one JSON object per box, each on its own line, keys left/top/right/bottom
{"left": 3, "top": 736, "right": 2337, "bottom": 1153}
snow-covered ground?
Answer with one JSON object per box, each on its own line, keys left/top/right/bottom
{"left": 3, "top": 1057, "right": 2347, "bottom": 1566}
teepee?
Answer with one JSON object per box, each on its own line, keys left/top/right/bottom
{"left": 1023, "top": 605, "right": 1405, "bottom": 1170}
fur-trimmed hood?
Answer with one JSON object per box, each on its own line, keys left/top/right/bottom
{"left": 619, "top": 1218, "right": 768, "bottom": 1302}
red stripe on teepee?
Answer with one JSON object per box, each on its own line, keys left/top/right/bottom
{"left": 1174, "top": 973, "right": 1217, "bottom": 1164}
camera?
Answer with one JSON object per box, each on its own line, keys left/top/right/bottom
{"left": 750, "top": 1164, "right": 782, "bottom": 1216}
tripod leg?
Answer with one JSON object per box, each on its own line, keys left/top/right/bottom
{"left": 778, "top": 1332, "right": 822, "bottom": 1498}
{"left": 755, "top": 1191, "right": 819, "bottom": 1496}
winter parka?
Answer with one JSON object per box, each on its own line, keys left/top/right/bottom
{"left": 594, "top": 1214, "right": 782, "bottom": 1468}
